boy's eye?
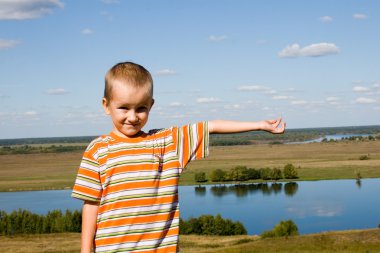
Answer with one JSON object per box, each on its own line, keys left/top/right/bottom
{"left": 137, "top": 106, "right": 148, "bottom": 112}
{"left": 118, "top": 107, "right": 128, "bottom": 110}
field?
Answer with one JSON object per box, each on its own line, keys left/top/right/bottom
{"left": 0, "top": 140, "right": 380, "bottom": 191}
{"left": 1, "top": 229, "right": 379, "bottom": 253}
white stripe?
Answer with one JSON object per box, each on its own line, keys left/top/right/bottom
{"left": 104, "top": 185, "right": 178, "bottom": 200}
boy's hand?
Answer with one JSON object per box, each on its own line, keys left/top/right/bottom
{"left": 259, "top": 117, "right": 286, "bottom": 134}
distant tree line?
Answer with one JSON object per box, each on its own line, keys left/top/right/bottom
{"left": 0, "top": 209, "right": 247, "bottom": 236}
{"left": 195, "top": 164, "right": 299, "bottom": 184}
{"left": 0, "top": 145, "right": 86, "bottom": 155}
{"left": 0, "top": 209, "right": 81, "bottom": 235}
{"left": 180, "top": 214, "right": 247, "bottom": 235}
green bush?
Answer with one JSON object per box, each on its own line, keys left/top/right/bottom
{"left": 359, "top": 155, "right": 370, "bottom": 160}
{"left": 283, "top": 164, "right": 298, "bottom": 179}
{"left": 260, "top": 168, "right": 272, "bottom": 180}
{"left": 179, "top": 214, "right": 247, "bottom": 236}
{"left": 260, "top": 220, "right": 299, "bottom": 239}
{"left": 194, "top": 172, "right": 207, "bottom": 183}
{"left": 210, "top": 169, "right": 226, "bottom": 182}
{"left": 271, "top": 168, "right": 283, "bottom": 181}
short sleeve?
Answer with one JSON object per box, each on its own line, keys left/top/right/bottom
{"left": 175, "top": 121, "right": 209, "bottom": 168}
{"left": 71, "top": 143, "right": 102, "bottom": 202}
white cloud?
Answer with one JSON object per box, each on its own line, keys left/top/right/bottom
{"left": 224, "top": 104, "right": 242, "bottom": 109}
{"left": 155, "top": 69, "right": 177, "bottom": 76}
{"left": 353, "top": 86, "right": 370, "bottom": 92}
{"left": 196, "top": 97, "right": 221, "bottom": 103}
{"left": 272, "top": 95, "right": 291, "bottom": 100}
{"left": 24, "top": 111, "right": 38, "bottom": 116}
{"left": 278, "top": 43, "right": 339, "bottom": 58}
{"left": 169, "top": 102, "right": 184, "bottom": 107}
{"left": 46, "top": 88, "right": 70, "bottom": 95}
{"left": 0, "top": 39, "right": 20, "bottom": 50}
{"left": 320, "top": 16, "right": 333, "bottom": 23}
{"left": 237, "top": 85, "right": 270, "bottom": 92}
{"left": 81, "top": 28, "right": 94, "bottom": 35}
{"left": 0, "top": 0, "right": 64, "bottom": 20}
{"left": 208, "top": 35, "right": 227, "bottom": 42}
{"left": 353, "top": 13, "right": 368, "bottom": 20}
{"left": 291, "top": 100, "right": 307, "bottom": 105}
{"left": 355, "top": 97, "right": 377, "bottom": 104}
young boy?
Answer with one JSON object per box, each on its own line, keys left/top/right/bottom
{"left": 72, "top": 62, "right": 285, "bottom": 253}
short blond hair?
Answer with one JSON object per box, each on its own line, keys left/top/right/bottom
{"left": 104, "top": 62, "right": 153, "bottom": 104}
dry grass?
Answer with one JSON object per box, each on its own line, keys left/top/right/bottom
{"left": 182, "top": 141, "right": 380, "bottom": 184}
{"left": 0, "top": 141, "right": 379, "bottom": 191}
{"left": 1, "top": 229, "right": 379, "bottom": 253}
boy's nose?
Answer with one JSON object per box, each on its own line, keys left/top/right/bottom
{"left": 127, "top": 110, "right": 139, "bottom": 123}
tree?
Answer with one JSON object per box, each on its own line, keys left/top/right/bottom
{"left": 260, "top": 168, "right": 272, "bottom": 180}
{"left": 210, "top": 169, "right": 226, "bottom": 182}
{"left": 194, "top": 171, "right": 207, "bottom": 184}
{"left": 271, "top": 168, "right": 283, "bottom": 181}
{"left": 247, "top": 168, "right": 260, "bottom": 180}
{"left": 230, "top": 166, "right": 249, "bottom": 182}
{"left": 273, "top": 220, "right": 299, "bottom": 238}
{"left": 283, "top": 163, "right": 298, "bottom": 179}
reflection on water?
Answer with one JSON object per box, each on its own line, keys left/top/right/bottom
{"left": 196, "top": 182, "right": 299, "bottom": 198}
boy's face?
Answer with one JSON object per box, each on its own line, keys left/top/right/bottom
{"left": 102, "top": 80, "right": 154, "bottom": 138}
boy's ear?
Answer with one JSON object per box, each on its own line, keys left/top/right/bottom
{"left": 150, "top": 99, "right": 155, "bottom": 109}
{"left": 102, "top": 98, "right": 110, "bottom": 115}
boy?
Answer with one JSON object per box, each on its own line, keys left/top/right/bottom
{"left": 72, "top": 62, "right": 285, "bottom": 253}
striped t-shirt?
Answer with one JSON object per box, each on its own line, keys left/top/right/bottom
{"left": 72, "top": 122, "right": 209, "bottom": 253}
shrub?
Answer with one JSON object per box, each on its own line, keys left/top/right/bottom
{"left": 230, "top": 166, "right": 249, "bottom": 181}
{"left": 283, "top": 164, "right": 298, "bottom": 179}
{"left": 260, "top": 168, "right": 272, "bottom": 180}
{"left": 247, "top": 168, "right": 260, "bottom": 180}
{"left": 273, "top": 220, "right": 299, "bottom": 237}
{"left": 359, "top": 155, "right": 370, "bottom": 160}
{"left": 194, "top": 172, "right": 207, "bottom": 183}
{"left": 210, "top": 169, "right": 226, "bottom": 182}
{"left": 260, "top": 220, "right": 299, "bottom": 239}
{"left": 271, "top": 168, "right": 283, "bottom": 181}
{"left": 179, "top": 214, "right": 247, "bottom": 236}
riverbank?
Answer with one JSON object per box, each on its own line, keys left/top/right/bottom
{"left": 0, "top": 141, "right": 379, "bottom": 191}
{"left": 1, "top": 228, "right": 379, "bottom": 253}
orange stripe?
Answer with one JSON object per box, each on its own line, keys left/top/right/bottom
{"left": 98, "top": 195, "right": 178, "bottom": 213}
{"left": 72, "top": 185, "right": 100, "bottom": 198}
{"left": 97, "top": 210, "right": 179, "bottom": 228}
{"left": 195, "top": 123, "right": 204, "bottom": 159}
{"left": 104, "top": 178, "right": 179, "bottom": 194}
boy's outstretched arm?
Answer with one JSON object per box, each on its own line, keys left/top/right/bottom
{"left": 208, "top": 117, "right": 286, "bottom": 134}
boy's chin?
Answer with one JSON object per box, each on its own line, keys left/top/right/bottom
{"left": 117, "top": 128, "right": 143, "bottom": 138}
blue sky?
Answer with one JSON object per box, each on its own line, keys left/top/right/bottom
{"left": 0, "top": 0, "right": 379, "bottom": 139}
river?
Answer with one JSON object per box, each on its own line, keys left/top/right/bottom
{"left": 1, "top": 178, "right": 379, "bottom": 235}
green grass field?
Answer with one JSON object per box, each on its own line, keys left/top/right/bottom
{"left": 0, "top": 141, "right": 380, "bottom": 191}
{"left": 1, "top": 229, "right": 379, "bottom": 253}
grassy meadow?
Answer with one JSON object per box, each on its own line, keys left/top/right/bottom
{"left": 0, "top": 140, "right": 380, "bottom": 191}
{"left": 1, "top": 229, "right": 379, "bottom": 253}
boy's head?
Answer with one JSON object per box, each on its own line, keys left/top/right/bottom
{"left": 104, "top": 62, "right": 153, "bottom": 105}
{"left": 103, "top": 62, "right": 155, "bottom": 138}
